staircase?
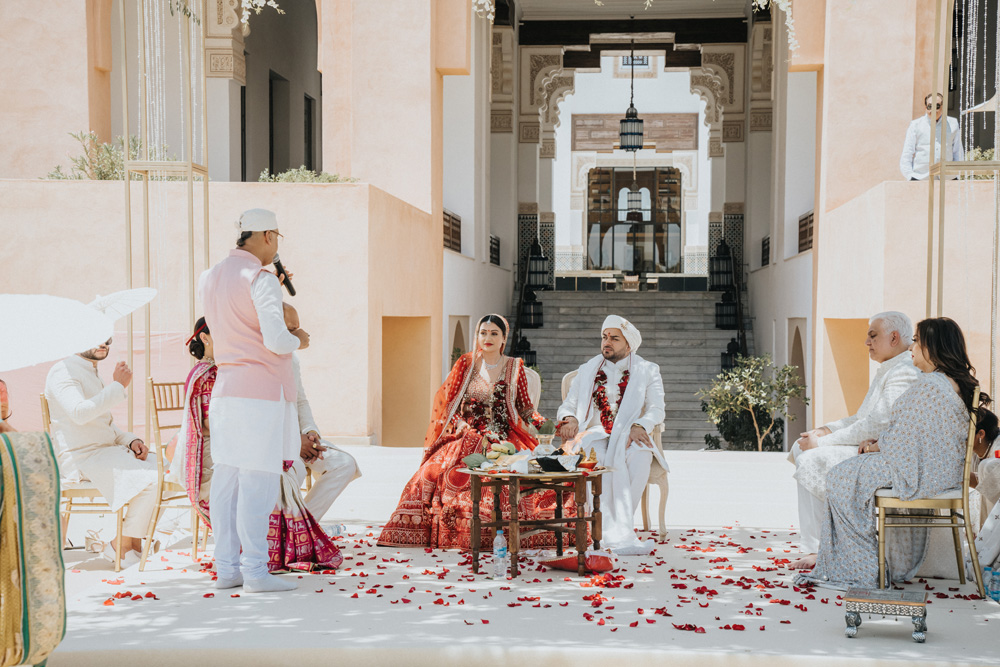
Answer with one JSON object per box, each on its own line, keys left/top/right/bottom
{"left": 520, "top": 291, "right": 753, "bottom": 451}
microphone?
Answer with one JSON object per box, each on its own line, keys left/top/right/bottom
{"left": 272, "top": 254, "right": 296, "bottom": 296}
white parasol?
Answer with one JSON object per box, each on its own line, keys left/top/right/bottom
{"left": 88, "top": 287, "right": 158, "bottom": 321}
{"left": 0, "top": 294, "right": 115, "bottom": 373}
{"left": 963, "top": 92, "right": 998, "bottom": 114}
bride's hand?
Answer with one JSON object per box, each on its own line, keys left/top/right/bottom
{"left": 455, "top": 420, "right": 470, "bottom": 437}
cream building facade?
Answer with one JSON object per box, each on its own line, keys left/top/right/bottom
{"left": 0, "top": 0, "right": 996, "bottom": 449}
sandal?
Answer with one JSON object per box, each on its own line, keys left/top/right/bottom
{"left": 85, "top": 529, "right": 107, "bottom": 554}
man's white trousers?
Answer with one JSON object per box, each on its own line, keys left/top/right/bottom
{"left": 210, "top": 463, "right": 280, "bottom": 580}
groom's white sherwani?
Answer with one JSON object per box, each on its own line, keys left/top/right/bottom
{"left": 558, "top": 353, "right": 666, "bottom": 554}
{"left": 790, "top": 350, "right": 919, "bottom": 552}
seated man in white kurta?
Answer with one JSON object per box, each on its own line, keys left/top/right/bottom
{"left": 557, "top": 315, "right": 667, "bottom": 555}
{"left": 283, "top": 303, "right": 361, "bottom": 520}
{"left": 789, "top": 311, "right": 919, "bottom": 570}
{"left": 970, "top": 409, "right": 1000, "bottom": 517}
{"left": 45, "top": 340, "right": 158, "bottom": 567}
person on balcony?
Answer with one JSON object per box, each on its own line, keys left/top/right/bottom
{"left": 789, "top": 311, "right": 919, "bottom": 570}
{"left": 899, "top": 92, "right": 963, "bottom": 181}
{"left": 284, "top": 302, "right": 361, "bottom": 521}
{"left": 379, "top": 314, "right": 573, "bottom": 550}
{"left": 44, "top": 339, "right": 157, "bottom": 568}
{"left": 556, "top": 315, "right": 667, "bottom": 555}
{"left": 796, "top": 317, "right": 985, "bottom": 590}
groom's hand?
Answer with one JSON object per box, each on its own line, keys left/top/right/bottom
{"left": 557, "top": 417, "right": 579, "bottom": 442}
{"left": 628, "top": 424, "right": 653, "bottom": 449}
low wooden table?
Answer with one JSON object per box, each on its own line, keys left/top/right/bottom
{"left": 844, "top": 587, "right": 929, "bottom": 642}
{"left": 463, "top": 468, "right": 607, "bottom": 577}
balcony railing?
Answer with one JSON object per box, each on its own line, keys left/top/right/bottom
{"left": 489, "top": 234, "right": 500, "bottom": 266}
{"left": 798, "top": 211, "right": 814, "bottom": 253}
{"left": 761, "top": 235, "right": 770, "bottom": 267}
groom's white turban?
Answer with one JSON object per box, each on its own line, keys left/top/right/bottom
{"left": 602, "top": 315, "right": 641, "bottom": 352}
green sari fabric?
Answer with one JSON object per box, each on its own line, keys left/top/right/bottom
{"left": 1, "top": 432, "right": 65, "bottom": 667}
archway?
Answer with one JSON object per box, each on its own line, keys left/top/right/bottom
{"left": 787, "top": 325, "right": 808, "bottom": 451}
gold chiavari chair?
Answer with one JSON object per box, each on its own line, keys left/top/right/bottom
{"left": 139, "top": 378, "right": 208, "bottom": 571}
{"left": 41, "top": 393, "right": 128, "bottom": 572}
{"left": 875, "top": 387, "right": 986, "bottom": 598}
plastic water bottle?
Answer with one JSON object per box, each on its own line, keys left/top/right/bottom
{"left": 983, "top": 567, "right": 993, "bottom": 599}
{"left": 990, "top": 568, "right": 1000, "bottom": 602}
{"left": 324, "top": 524, "right": 346, "bottom": 538}
{"left": 492, "top": 529, "right": 509, "bottom": 579}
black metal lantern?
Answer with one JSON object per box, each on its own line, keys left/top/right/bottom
{"left": 527, "top": 239, "right": 549, "bottom": 291}
{"left": 715, "top": 291, "right": 738, "bottom": 330}
{"left": 709, "top": 239, "right": 734, "bottom": 291}
{"left": 619, "top": 30, "right": 644, "bottom": 152}
{"left": 625, "top": 181, "right": 643, "bottom": 223}
{"left": 512, "top": 335, "right": 537, "bottom": 367}
{"left": 521, "top": 290, "right": 543, "bottom": 329}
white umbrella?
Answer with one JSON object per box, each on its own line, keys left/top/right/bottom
{"left": 88, "top": 287, "right": 157, "bottom": 321}
{"left": 963, "top": 92, "right": 997, "bottom": 114}
{"left": 0, "top": 294, "right": 115, "bottom": 373}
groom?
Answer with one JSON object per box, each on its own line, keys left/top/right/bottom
{"left": 557, "top": 315, "right": 667, "bottom": 554}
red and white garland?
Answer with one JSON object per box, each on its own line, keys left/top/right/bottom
{"left": 592, "top": 369, "right": 630, "bottom": 434}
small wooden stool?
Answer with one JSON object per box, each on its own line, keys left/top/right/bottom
{"left": 844, "top": 587, "right": 928, "bottom": 642}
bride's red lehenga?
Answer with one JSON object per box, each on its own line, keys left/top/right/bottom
{"left": 378, "top": 352, "right": 577, "bottom": 549}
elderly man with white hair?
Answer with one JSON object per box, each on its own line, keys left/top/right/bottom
{"left": 789, "top": 311, "right": 920, "bottom": 570}
{"left": 557, "top": 315, "right": 667, "bottom": 555}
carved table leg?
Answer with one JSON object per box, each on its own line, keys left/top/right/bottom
{"left": 575, "top": 478, "right": 587, "bottom": 576}
{"left": 508, "top": 477, "right": 521, "bottom": 578}
{"left": 911, "top": 616, "right": 927, "bottom": 643}
{"left": 845, "top": 611, "right": 861, "bottom": 638}
{"left": 592, "top": 475, "right": 603, "bottom": 552}
{"left": 471, "top": 475, "right": 481, "bottom": 574}
{"left": 555, "top": 485, "right": 564, "bottom": 557}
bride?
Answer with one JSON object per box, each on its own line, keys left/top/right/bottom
{"left": 379, "top": 314, "right": 575, "bottom": 550}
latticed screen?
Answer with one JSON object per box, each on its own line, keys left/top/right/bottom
{"left": 586, "top": 167, "right": 682, "bottom": 273}
{"left": 443, "top": 209, "right": 462, "bottom": 252}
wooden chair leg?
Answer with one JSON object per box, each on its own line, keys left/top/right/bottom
{"left": 950, "top": 512, "right": 966, "bottom": 585}
{"left": 964, "top": 509, "right": 987, "bottom": 598}
{"left": 656, "top": 477, "right": 669, "bottom": 540}
{"left": 640, "top": 485, "right": 650, "bottom": 532}
{"left": 115, "top": 508, "right": 125, "bottom": 573}
{"left": 192, "top": 510, "right": 201, "bottom": 561}
{"left": 139, "top": 503, "right": 165, "bottom": 573}
{"left": 877, "top": 506, "right": 886, "bottom": 589}
{"left": 61, "top": 510, "right": 71, "bottom": 548}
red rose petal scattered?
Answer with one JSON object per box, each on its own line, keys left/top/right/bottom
{"left": 103, "top": 598, "right": 114, "bottom": 606}
{"left": 203, "top": 593, "right": 214, "bottom": 598}
{"left": 481, "top": 620, "right": 490, "bottom": 624}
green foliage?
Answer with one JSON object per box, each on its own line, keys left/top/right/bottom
{"left": 697, "top": 354, "right": 807, "bottom": 452}
{"left": 702, "top": 401, "right": 785, "bottom": 452}
{"left": 258, "top": 166, "right": 356, "bottom": 183}
{"left": 451, "top": 347, "right": 463, "bottom": 366}
{"left": 963, "top": 147, "right": 997, "bottom": 180}
{"left": 45, "top": 132, "right": 175, "bottom": 181}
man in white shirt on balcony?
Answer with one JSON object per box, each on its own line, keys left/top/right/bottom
{"left": 900, "top": 92, "right": 963, "bottom": 181}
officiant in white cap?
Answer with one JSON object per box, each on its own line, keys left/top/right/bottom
{"left": 556, "top": 315, "right": 667, "bottom": 555}
{"left": 199, "top": 208, "right": 307, "bottom": 593}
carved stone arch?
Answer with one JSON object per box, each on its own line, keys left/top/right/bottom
{"left": 689, "top": 68, "right": 725, "bottom": 127}
{"left": 542, "top": 74, "right": 575, "bottom": 128}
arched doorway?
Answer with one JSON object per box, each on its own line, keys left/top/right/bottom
{"left": 787, "top": 325, "right": 808, "bottom": 451}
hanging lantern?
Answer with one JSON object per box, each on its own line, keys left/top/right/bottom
{"left": 709, "top": 239, "right": 734, "bottom": 291}
{"left": 626, "top": 181, "right": 643, "bottom": 222}
{"left": 619, "top": 30, "right": 644, "bottom": 152}
{"left": 521, "top": 290, "right": 543, "bottom": 329}
{"left": 527, "top": 239, "right": 549, "bottom": 291}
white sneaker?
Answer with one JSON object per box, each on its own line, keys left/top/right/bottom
{"left": 121, "top": 550, "right": 140, "bottom": 569}
{"left": 214, "top": 574, "right": 244, "bottom": 589}
{"left": 244, "top": 575, "right": 298, "bottom": 593}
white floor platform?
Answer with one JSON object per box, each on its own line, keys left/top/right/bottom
{"left": 51, "top": 449, "right": 1000, "bottom": 667}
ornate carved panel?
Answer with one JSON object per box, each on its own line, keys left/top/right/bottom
{"left": 571, "top": 114, "right": 699, "bottom": 152}
{"left": 518, "top": 202, "right": 539, "bottom": 215}
{"left": 722, "top": 119, "right": 744, "bottom": 143}
{"left": 519, "top": 121, "right": 540, "bottom": 144}
{"left": 750, "top": 110, "right": 772, "bottom": 132}
{"left": 491, "top": 110, "right": 513, "bottom": 133}
{"left": 206, "top": 0, "right": 245, "bottom": 83}
{"left": 539, "top": 139, "right": 556, "bottom": 159}
{"left": 690, "top": 70, "right": 725, "bottom": 126}
{"left": 491, "top": 26, "right": 514, "bottom": 106}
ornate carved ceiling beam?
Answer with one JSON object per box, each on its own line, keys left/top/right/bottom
{"left": 519, "top": 18, "right": 747, "bottom": 47}
{"left": 562, "top": 43, "right": 701, "bottom": 70}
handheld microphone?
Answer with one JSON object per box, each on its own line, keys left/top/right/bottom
{"left": 272, "top": 254, "right": 296, "bottom": 296}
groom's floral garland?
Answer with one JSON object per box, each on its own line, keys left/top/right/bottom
{"left": 593, "top": 369, "right": 629, "bottom": 434}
